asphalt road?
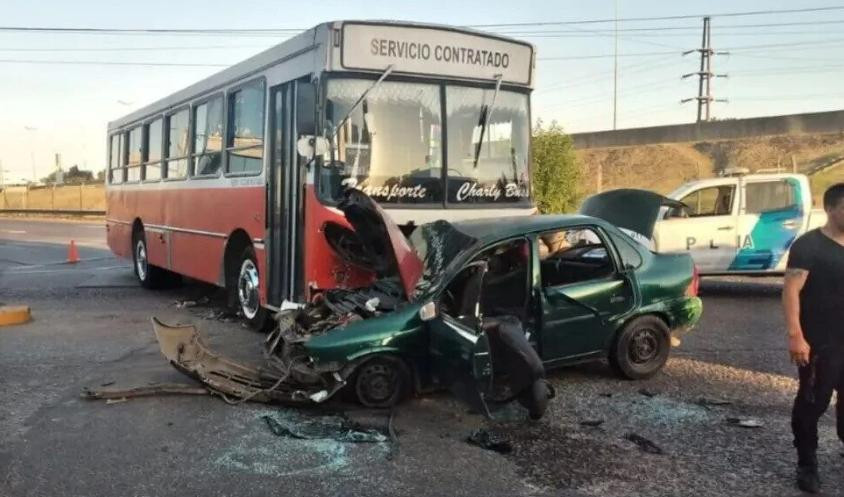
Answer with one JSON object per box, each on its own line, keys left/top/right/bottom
{"left": 1, "top": 217, "right": 841, "bottom": 497}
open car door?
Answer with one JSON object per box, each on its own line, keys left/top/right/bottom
{"left": 426, "top": 261, "right": 552, "bottom": 420}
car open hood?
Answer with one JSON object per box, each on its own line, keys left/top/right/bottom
{"left": 324, "top": 189, "right": 424, "bottom": 299}
{"left": 579, "top": 188, "right": 684, "bottom": 240}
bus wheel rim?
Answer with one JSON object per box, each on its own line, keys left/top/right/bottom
{"left": 135, "top": 240, "right": 148, "bottom": 281}
{"left": 238, "top": 259, "right": 260, "bottom": 320}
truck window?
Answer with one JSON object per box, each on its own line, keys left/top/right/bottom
{"left": 680, "top": 186, "right": 735, "bottom": 217}
{"left": 745, "top": 180, "right": 797, "bottom": 214}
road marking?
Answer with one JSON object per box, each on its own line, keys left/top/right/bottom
{"left": 3, "top": 265, "right": 127, "bottom": 275}
{"left": 1, "top": 230, "right": 26, "bottom": 234}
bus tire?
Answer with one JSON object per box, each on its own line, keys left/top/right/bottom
{"left": 132, "top": 230, "right": 168, "bottom": 289}
{"left": 232, "top": 245, "right": 270, "bottom": 331}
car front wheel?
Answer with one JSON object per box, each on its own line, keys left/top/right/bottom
{"left": 353, "top": 356, "right": 411, "bottom": 408}
{"left": 609, "top": 315, "right": 671, "bottom": 380}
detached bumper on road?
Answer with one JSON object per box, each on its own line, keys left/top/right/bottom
{"left": 151, "top": 317, "right": 344, "bottom": 404}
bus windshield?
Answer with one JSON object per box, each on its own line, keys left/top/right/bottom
{"left": 318, "top": 78, "right": 531, "bottom": 206}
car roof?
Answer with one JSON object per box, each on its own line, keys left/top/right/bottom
{"left": 450, "top": 214, "right": 610, "bottom": 243}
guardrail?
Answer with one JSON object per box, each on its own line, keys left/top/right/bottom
{"left": 1, "top": 183, "right": 105, "bottom": 212}
{"left": 0, "top": 208, "right": 105, "bottom": 216}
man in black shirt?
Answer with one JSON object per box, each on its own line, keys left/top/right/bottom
{"left": 783, "top": 183, "right": 844, "bottom": 494}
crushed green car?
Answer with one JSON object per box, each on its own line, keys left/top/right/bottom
{"left": 152, "top": 188, "right": 702, "bottom": 420}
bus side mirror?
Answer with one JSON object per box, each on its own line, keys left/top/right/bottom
{"left": 296, "top": 136, "right": 330, "bottom": 160}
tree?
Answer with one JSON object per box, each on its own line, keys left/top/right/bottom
{"left": 42, "top": 165, "right": 95, "bottom": 184}
{"left": 531, "top": 120, "right": 581, "bottom": 213}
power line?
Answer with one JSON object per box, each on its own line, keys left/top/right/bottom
{"left": 0, "top": 26, "right": 303, "bottom": 34}
{"left": 0, "top": 44, "right": 268, "bottom": 52}
{"left": 1, "top": 7, "right": 841, "bottom": 35}
{"left": 539, "top": 50, "right": 678, "bottom": 60}
{"left": 0, "top": 59, "right": 227, "bottom": 67}
{"left": 538, "top": 37, "right": 844, "bottom": 60}
{"left": 491, "top": 18, "right": 844, "bottom": 34}
{"left": 465, "top": 6, "right": 844, "bottom": 28}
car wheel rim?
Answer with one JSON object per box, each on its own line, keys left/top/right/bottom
{"left": 238, "top": 258, "right": 260, "bottom": 320}
{"left": 629, "top": 328, "right": 659, "bottom": 364}
{"left": 135, "top": 240, "right": 148, "bottom": 281}
{"left": 358, "top": 363, "right": 398, "bottom": 404}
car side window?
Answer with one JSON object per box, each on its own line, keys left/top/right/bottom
{"left": 538, "top": 227, "right": 614, "bottom": 288}
{"left": 679, "top": 185, "right": 735, "bottom": 217}
{"left": 441, "top": 238, "right": 530, "bottom": 328}
{"left": 745, "top": 180, "right": 798, "bottom": 214}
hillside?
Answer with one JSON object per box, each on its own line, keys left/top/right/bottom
{"left": 575, "top": 132, "right": 844, "bottom": 204}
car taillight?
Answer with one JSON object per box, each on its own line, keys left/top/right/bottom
{"left": 686, "top": 265, "right": 700, "bottom": 297}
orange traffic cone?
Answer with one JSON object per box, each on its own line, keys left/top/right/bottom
{"left": 67, "top": 240, "right": 80, "bottom": 264}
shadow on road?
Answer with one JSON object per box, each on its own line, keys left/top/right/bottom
{"left": 699, "top": 277, "right": 782, "bottom": 298}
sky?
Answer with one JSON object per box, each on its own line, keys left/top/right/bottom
{"left": 2, "top": 0, "right": 843, "bottom": 183}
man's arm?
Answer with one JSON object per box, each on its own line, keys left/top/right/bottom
{"left": 783, "top": 268, "right": 811, "bottom": 366}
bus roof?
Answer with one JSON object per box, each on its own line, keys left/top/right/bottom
{"left": 108, "top": 20, "right": 535, "bottom": 131}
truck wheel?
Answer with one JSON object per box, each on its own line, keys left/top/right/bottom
{"left": 609, "top": 316, "right": 671, "bottom": 380}
{"left": 233, "top": 246, "right": 269, "bottom": 330}
{"left": 353, "top": 356, "right": 411, "bottom": 408}
{"left": 132, "top": 230, "right": 168, "bottom": 289}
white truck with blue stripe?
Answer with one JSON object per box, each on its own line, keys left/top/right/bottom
{"left": 653, "top": 172, "right": 827, "bottom": 275}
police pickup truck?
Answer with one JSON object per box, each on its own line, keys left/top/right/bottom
{"left": 653, "top": 170, "right": 827, "bottom": 275}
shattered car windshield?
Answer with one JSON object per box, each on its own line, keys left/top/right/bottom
{"left": 408, "top": 220, "right": 479, "bottom": 295}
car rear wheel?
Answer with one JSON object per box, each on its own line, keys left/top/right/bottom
{"left": 132, "top": 230, "right": 168, "bottom": 289}
{"left": 353, "top": 356, "right": 411, "bottom": 408}
{"left": 233, "top": 245, "right": 270, "bottom": 331}
{"left": 609, "top": 315, "right": 670, "bottom": 380}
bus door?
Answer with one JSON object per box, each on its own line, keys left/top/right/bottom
{"left": 268, "top": 79, "right": 315, "bottom": 305}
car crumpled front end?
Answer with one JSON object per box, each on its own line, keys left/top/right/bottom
{"left": 151, "top": 277, "right": 409, "bottom": 405}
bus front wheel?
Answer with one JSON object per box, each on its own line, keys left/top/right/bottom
{"left": 233, "top": 246, "right": 270, "bottom": 331}
{"left": 132, "top": 230, "right": 168, "bottom": 289}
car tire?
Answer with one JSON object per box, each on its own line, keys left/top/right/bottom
{"left": 232, "top": 245, "right": 270, "bottom": 331}
{"left": 353, "top": 356, "right": 411, "bottom": 408}
{"left": 132, "top": 229, "right": 168, "bottom": 289}
{"left": 609, "top": 315, "right": 671, "bottom": 380}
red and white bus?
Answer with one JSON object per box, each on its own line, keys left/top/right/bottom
{"left": 106, "top": 20, "right": 535, "bottom": 328}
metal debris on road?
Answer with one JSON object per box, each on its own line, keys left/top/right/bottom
{"left": 624, "top": 433, "right": 664, "bottom": 455}
{"left": 696, "top": 397, "right": 733, "bottom": 408}
{"left": 580, "top": 419, "right": 605, "bottom": 427}
{"left": 726, "top": 417, "right": 764, "bottom": 429}
{"left": 82, "top": 382, "right": 210, "bottom": 400}
{"left": 466, "top": 428, "right": 513, "bottom": 454}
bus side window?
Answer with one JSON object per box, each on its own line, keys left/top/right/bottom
{"left": 192, "top": 96, "right": 224, "bottom": 177}
{"left": 165, "top": 109, "right": 190, "bottom": 180}
{"left": 109, "top": 133, "right": 124, "bottom": 184}
{"left": 226, "top": 80, "right": 265, "bottom": 175}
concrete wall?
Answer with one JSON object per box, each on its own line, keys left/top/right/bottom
{"left": 0, "top": 184, "right": 105, "bottom": 212}
{"left": 572, "top": 109, "right": 844, "bottom": 149}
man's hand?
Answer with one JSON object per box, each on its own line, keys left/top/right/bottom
{"left": 789, "top": 333, "right": 811, "bottom": 366}
{"left": 783, "top": 267, "right": 810, "bottom": 366}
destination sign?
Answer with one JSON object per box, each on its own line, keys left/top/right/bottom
{"left": 341, "top": 23, "right": 534, "bottom": 86}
